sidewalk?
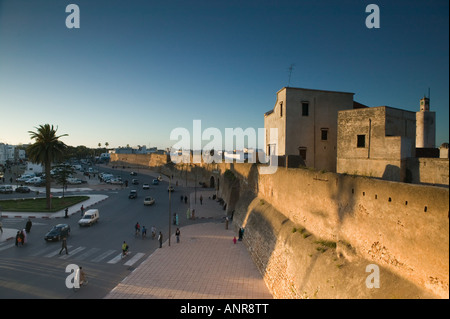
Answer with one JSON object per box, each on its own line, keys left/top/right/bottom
{"left": 105, "top": 189, "right": 273, "bottom": 299}
{"left": 105, "top": 222, "right": 272, "bottom": 299}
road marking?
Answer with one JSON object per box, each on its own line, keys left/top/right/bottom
{"left": 107, "top": 253, "right": 124, "bottom": 264}
{"left": 30, "top": 246, "right": 55, "bottom": 257}
{"left": 124, "top": 252, "right": 145, "bottom": 266}
{"left": 74, "top": 247, "right": 100, "bottom": 261}
{"left": 91, "top": 249, "right": 116, "bottom": 263}
{"left": 59, "top": 246, "right": 86, "bottom": 259}
{"left": 44, "top": 245, "right": 73, "bottom": 258}
{"left": 0, "top": 243, "right": 15, "bottom": 252}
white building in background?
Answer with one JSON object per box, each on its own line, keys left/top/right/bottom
{"left": 0, "top": 143, "right": 15, "bottom": 164}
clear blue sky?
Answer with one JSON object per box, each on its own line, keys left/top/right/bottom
{"left": 0, "top": 0, "right": 448, "bottom": 149}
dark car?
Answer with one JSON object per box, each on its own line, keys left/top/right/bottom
{"left": 129, "top": 190, "right": 137, "bottom": 199}
{"left": 15, "top": 186, "right": 31, "bottom": 193}
{"left": 130, "top": 171, "right": 137, "bottom": 176}
{"left": 44, "top": 224, "right": 71, "bottom": 242}
{"left": 131, "top": 179, "right": 139, "bottom": 185}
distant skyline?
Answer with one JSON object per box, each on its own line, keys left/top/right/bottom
{"left": 0, "top": 0, "right": 448, "bottom": 149}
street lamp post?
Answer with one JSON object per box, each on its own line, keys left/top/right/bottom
{"left": 161, "top": 172, "right": 172, "bottom": 247}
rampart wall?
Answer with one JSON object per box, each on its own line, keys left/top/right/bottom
{"left": 110, "top": 153, "right": 449, "bottom": 298}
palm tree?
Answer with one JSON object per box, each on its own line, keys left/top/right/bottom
{"left": 27, "top": 124, "right": 68, "bottom": 209}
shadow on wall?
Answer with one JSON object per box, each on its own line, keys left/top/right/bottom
{"left": 382, "top": 164, "right": 401, "bottom": 182}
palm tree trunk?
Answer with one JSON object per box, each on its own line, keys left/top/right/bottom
{"left": 45, "top": 159, "right": 51, "bottom": 209}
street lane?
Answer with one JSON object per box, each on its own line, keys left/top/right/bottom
{"left": 0, "top": 167, "right": 195, "bottom": 299}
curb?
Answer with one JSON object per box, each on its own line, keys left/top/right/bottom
{"left": 0, "top": 195, "right": 109, "bottom": 219}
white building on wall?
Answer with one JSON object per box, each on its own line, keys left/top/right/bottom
{"left": 264, "top": 87, "right": 364, "bottom": 172}
{"left": 416, "top": 96, "right": 435, "bottom": 149}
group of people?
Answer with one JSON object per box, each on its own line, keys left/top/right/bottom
{"left": 134, "top": 222, "right": 159, "bottom": 240}
{"left": 15, "top": 218, "right": 32, "bottom": 247}
{"left": 132, "top": 222, "right": 182, "bottom": 249}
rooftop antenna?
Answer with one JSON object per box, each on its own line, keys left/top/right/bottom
{"left": 287, "top": 63, "right": 295, "bottom": 87}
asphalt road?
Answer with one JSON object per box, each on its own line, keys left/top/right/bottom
{"left": 0, "top": 166, "right": 194, "bottom": 299}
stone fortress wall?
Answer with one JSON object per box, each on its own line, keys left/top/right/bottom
{"left": 110, "top": 153, "right": 449, "bottom": 298}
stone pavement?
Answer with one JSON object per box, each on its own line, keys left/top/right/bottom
{"left": 105, "top": 189, "right": 273, "bottom": 299}
{"left": 105, "top": 222, "right": 272, "bottom": 299}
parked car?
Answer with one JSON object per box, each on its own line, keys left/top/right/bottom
{"left": 16, "top": 174, "right": 35, "bottom": 182}
{"left": 15, "top": 186, "right": 31, "bottom": 193}
{"left": 78, "top": 209, "right": 99, "bottom": 226}
{"left": 152, "top": 179, "right": 159, "bottom": 185}
{"left": 34, "top": 179, "right": 46, "bottom": 187}
{"left": 25, "top": 177, "right": 42, "bottom": 185}
{"left": 144, "top": 196, "right": 155, "bottom": 206}
{"left": 129, "top": 190, "right": 138, "bottom": 199}
{"left": 142, "top": 183, "right": 150, "bottom": 190}
{"left": 109, "top": 178, "right": 123, "bottom": 185}
{"left": 67, "top": 177, "right": 82, "bottom": 184}
{"left": 0, "top": 185, "right": 13, "bottom": 194}
{"left": 44, "top": 224, "right": 71, "bottom": 242}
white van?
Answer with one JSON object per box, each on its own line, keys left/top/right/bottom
{"left": 78, "top": 209, "right": 99, "bottom": 226}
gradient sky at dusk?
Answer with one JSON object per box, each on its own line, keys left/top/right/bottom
{"left": 0, "top": 0, "right": 448, "bottom": 149}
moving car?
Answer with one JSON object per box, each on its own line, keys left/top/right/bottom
{"left": 44, "top": 224, "right": 71, "bottom": 241}
{"left": 142, "top": 183, "right": 149, "bottom": 190}
{"left": 78, "top": 209, "right": 99, "bottom": 226}
{"left": 130, "top": 171, "right": 137, "bottom": 176}
{"left": 129, "top": 190, "right": 137, "bottom": 199}
{"left": 152, "top": 179, "right": 159, "bottom": 185}
{"left": 167, "top": 186, "right": 175, "bottom": 192}
{"left": 144, "top": 196, "right": 155, "bottom": 206}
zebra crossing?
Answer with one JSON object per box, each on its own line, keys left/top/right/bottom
{"left": 0, "top": 241, "right": 145, "bottom": 266}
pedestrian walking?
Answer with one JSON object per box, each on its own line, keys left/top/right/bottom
{"left": 158, "top": 232, "right": 163, "bottom": 248}
{"left": 200, "top": 194, "right": 203, "bottom": 205}
{"left": 15, "top": 231, "right": 21, "bottom": 246}
{"left": 0, "top": 221, "right": 3, "bottom": 234}
{"left": 175, "top": 228, "right": 180, "bottom": 243}
{"left": 80, "top": 205, "right": 84, "bottom": 216}
{"left": 175, "top": 213, "right": 179, "bottom": 226}
{"left": 186, "top": 207, "right": 191, "bottom": 219}
{"left": 59, "top": 237, "right": 69, "bottom": 255}
{"left": 21, "top": 229, "right": 27, "bottom": 244}
{"left": 184, "top": 195, "right": 187, "bottom": 204}
{"left": 64, "top": 207, "right": 69, "bottom": 218}
{"left": 225, "top": 217, "right": 229, "bottom": 230}
{"left": 25, "top": 218, "right": 32, "bottom": 233}
{"left": 233, "top": 236, "right": 237, "bottom": 244}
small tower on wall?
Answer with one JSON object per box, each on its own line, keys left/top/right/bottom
{"left": 416, "top": 96, "right": 436, "bottom": 149}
